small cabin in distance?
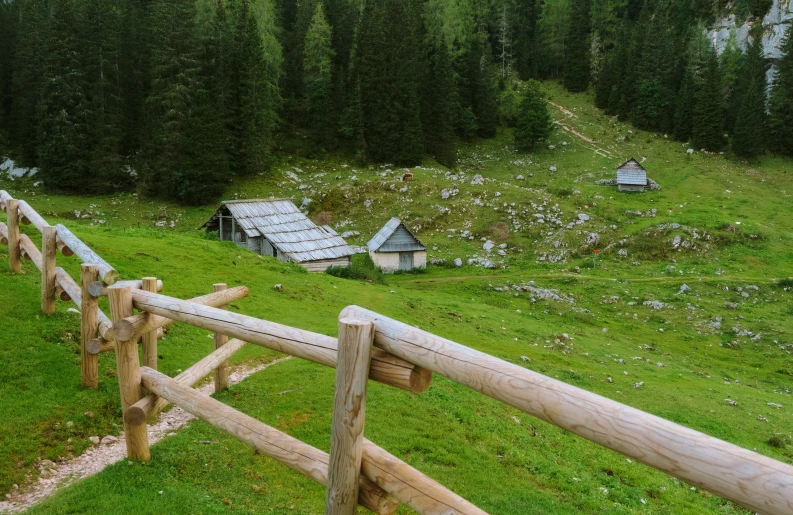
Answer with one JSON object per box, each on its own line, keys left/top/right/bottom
{"left": 368, "top": 218, "right": 427, "bottom": 273}
{"left": 616, "top": 158, "right": 647, "bottom": 192}
{"left": 201, "top": 199, "right": 353, "bottom": 272}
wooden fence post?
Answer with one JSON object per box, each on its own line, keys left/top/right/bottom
{"left": 326, "top": 318, "right": 374, "bottom": 515}
{"left": 81, "top": 264, "right": 100, "bottom": 389}
{"left": 141, "top": 277, "right": 159, "bottom": 372}
{"left": 213, "top": 283, "right": 229, "bottom": 392}
{"left": 41, "top": 226, "right": 57, "bottom": 314}
{"left": 6, "top": 199, "right": 21, "bottom": 273}
{"left": 108, "top": 286, "right": 150, "bottom": 461}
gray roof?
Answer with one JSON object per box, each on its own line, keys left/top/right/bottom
{"left": 617, "top": 158, "right": 647, "bottom": 185}
{"left": 202, "top": 199, "right": 354, "bottom": 262}
{"left": 368, "top": 218, "right": 426, "bottom": 252}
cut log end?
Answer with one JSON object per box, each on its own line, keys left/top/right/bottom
{"left": 112, "top": 318, "right": 137, "bottom": 342}
{"left": 103, "top": 270, "right": 119, "bottom": 286}
{"left": 124, "top": 405, "right": 148, "bottom": 427}
{"left": 409, "top": 366, "right": 433, "bottom": 393}
{"left": 59, "top": 244, "right": 74, "bottom": 257}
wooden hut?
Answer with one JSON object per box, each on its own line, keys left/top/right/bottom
{"left": 616, "top": 158, "right": 647, "bottom": 192}
{"left": 368, "top": 218, "right": 427, "bottom": 273}
{"left": 201, "top": 199, "right": 353, "bottom": 272}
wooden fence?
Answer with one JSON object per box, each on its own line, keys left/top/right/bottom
{"left": 1, "top": 190, "right": 792, "bottom": 515}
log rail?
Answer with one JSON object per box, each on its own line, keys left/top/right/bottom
{"left": 2, "top": 191, "right": 792, "bottom": 515}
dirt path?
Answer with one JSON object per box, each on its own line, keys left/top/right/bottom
{"left": 546, "top": 101, "right": 615, "bottom": 159}
{"left": 0, "top": 356, "right": 292, "bottom": 514}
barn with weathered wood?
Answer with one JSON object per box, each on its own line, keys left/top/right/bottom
{"left": 201, "top": 199, "right": 353, "bottom": 272}
{"left": 368, "top": 218, "right": 427, "bottom": 273}
{"left": 616, "top": 158, "right": 647, "bottom": 192}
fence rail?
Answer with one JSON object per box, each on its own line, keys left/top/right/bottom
{"left": 1, "top": 190, "right": 792, "bottom": 515}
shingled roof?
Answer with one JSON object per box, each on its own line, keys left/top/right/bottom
{"left": 202, "top": 199, "right": 354, "bottom": 262}
{"left": 616, "top": 158, "right": 647, "bottom": 186}
{"left": 368, "top": 218, "right": 426, "bottom": 252}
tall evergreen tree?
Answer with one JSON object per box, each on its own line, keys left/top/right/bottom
{"left": 472, "top": 36, "right": 499, "bottom": 138}
{"left": 769, "top": 25, "right": 793, "bottom": 157}
{"left": 732, "top": 30, "right": 767, "bottom": 159}
{"left": 236, "top": 0, "right": 277, "bottom": 175}
{"left": 355, "top": 0, "right": 424, "bottom": 165}
{"left": 0, "top": 1, "right": 17, "bottom": 144}
{"left": 11, "top": 0, "right": 49, "bottom": 166}
{"left": 421, "top": 39, "right": 458, "bottom": 167}
{"left": 142, "top": 0, "right": 226, "bottom": 203}
{"left": 719, "top": 33, "right": 745, "bottom": 134}
{"left": 514, "top": 79, "right": 553, "bottom": 151}
{"left": 692, "top": 48, "right": 725, "bottom": 151}
{"left": 673, "top": 67, "right": 696, "bottom": 141}
{"left": 563, "top": 0, "right": 591, "bottom": 92}
{"left": 303, "top": 3, "right": 335, "bottom": 149}
{"left": 37, "top": 0, "right": 92, "bottom": 192}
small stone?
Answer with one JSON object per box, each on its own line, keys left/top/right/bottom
{"left": 453, "top": 258, "right": 462, "bottom": 267}
{"left": 101, "top": 435, "right": 118, "bottom": 445}
{"left": 520, "top": 356, "right": 530, "bottom": 362}
{"left": 686, "top": 148, "right": 694, "bottom": 154}
{"left": 549, "top": 165, "right": 557, "bottom": 172}
{"left": 66, "top": 421, "right": 74, "bottom": 428}
{"left": 273, "top": 284, "right": 283, "bottom": 292}
{"left": 89, "top": 436, "right": 100, "bottom": 445}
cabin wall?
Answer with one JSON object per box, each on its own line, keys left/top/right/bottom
{"left": 618, "top": 183, "right": 645, "bottom": 192}
{"left": 370, "top": 250, "right": 426, "bottom": 273}
{"left": 301, "top": 257, "right": 351, "bottom": 273}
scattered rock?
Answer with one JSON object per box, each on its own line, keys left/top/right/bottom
{"left": 100, "top": 436, "right": 118, "bottom": 445}
{"left": 453, "top": 258, "right": 462, "bottom": 267}
{"left": 340, "top": 231, "right": 359, "bottom": 239}
{"left": 678, "top": 284, "right": 691, "bottom": 294}
{"left": 273, "top": 284, "right": 283, "bottom": 292}
{"left": 686, "top": 148, "right": 694, "bottom": 154}
{"left": 577, "top": 213, "right": 590, "bottom": 222}
{"left": 549, "top": 165, "right": 557, "bottom": 172}
{"left": 89, "top": 436, "right": 100, "bottom": 445}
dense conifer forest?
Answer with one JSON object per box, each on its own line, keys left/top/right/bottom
{"left": 0, "top": 0, "right": 791, "bottom": 204}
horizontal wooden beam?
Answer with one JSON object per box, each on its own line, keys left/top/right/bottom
{"left": 89, "top": 279, "right": 163, "bottom": 298}
{"left": 19, "top": 234, "right": 42, "bottom": 270}
{"left": 125, "top": 338, "right": 248, "bottom": 426}
{"left": 140, "top": 367, "right": 401, "bottom": 515}
{"left": 86, "top": 338, "right": 115, "bottom": 355}
{"left": 114, "top": 286, "right": 250, "bottom": 341}
{"left": 340, "top": 306, "right": 793, "bottom": 515}
{"left": 17, "top": 200, "right": 73, "bottom": 256}
{"left": 55, "top": 224, "right": 117, "bottom": 284}
{"left": 118, "top": 290, "right": 431, "bottom": 394}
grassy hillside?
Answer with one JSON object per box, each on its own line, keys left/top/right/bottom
{"left": 1, "top": 82, "right": 791, "bottom": 514}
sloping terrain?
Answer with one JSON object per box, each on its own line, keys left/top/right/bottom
{"left": 0, "top": 84, "right": 791, "bottom": 514}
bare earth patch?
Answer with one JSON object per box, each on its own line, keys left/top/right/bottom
{"left": 0, "top": 356, "right": 291, "bottom": 514}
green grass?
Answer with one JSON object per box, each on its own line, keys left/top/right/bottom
{"left": 1, "top": 82, "right": 792, "bottom": 514}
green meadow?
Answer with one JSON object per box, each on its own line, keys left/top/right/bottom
{"left": 1, "top": 83, "right": 791, "bottom": 514}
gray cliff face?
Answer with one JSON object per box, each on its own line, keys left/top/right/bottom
{"left": 708, "top": 0, "right": 792, "bottom": 87}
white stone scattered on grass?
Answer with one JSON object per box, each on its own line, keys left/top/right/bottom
{"left": 101, "top": 436, "right": 118, "bottom": 445}
{"left": 454, "top": 258, "right": 462, "bottom": 267}
{"left": 549, "top": 165, "right": 557, "bottom": 172}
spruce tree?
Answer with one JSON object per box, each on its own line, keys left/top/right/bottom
{"left": 355, "top": 0, "right": 424, "bottom": 165}
{"left": 37, "top": 0, "right": 92, "bottom": 192}
{"left": 732, "top": 31, "right": 767, "bottom": 159}
{"left": 563, "top": 0, "right": 592, "bottom": 92}
{"left": 142, "top": 0, "right": 227, "bottom": 202}
{"left": 421, "top": 39, "right": 458, "bottom": 167}
{"left": 514, "top": 79, "right": 553, "bottom": 151}
{"left": 11, "top": 0, "right": 49, "bottom": 166}
{"left": 236, "top": 0, "right": 277, "bottom": 175}
{"left": 595, "top": 51, "right": 616, "bottom": 110}
{"left": 692, "top": 48, "right": 725, "bottom": 151}
{"left": 719, "top": 33, "right": 745, "bottom": 135}
{"left": 473, "top": 37, "right": 499, "bottom": 138}
{"left": 0, "top": 1, "right": 17, "bottom": 144}
{"left": 673, "top": 68, "right": 696, "bottom": 141}
{"left": 303, "top": 3, "right": 335, "bottom": 149}
{"left": 769, "top": 25, "right": 793, "bottom": 157}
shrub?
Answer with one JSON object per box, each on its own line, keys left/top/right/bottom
{"left": 326, "top": 253, "right": 386, "bottom": 284}
{"left": 313, "top": 211, "right": 333, "bottom": 225}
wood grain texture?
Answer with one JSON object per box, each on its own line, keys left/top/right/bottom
{"left": 141, "top": 277, "right": 159, "bottom": 372}
{"left": 80, "top": 265, "right": 100, "bottom": 388}
{"left": 17, "top": 200, "right": 73, "bottom": 256}
{"left": 125, "top": 338, "right": 248, "bottom": 426}
{"left": 108, "top": 287, "right": 150, "bottom": 461}
{"left": 326, "top": 319, "right": 374, "bottom": 515}
{"left": 341, "top": 305, "right": 793, "bottom": 515}
{"left": 55, "top": 224, "right": 118, "bottom": 284}
{"left": 212, "top": 284, "right": 230, "bottom": 393}
{"left": 41, "top": 226, "right": 56, "bottom": 314}
{"left": 19, "top": 234, "right": 41, "bottom": 270}
{"left": 140, "top": 367, "right": 400, "bottom": 515}
{"left": 88, "top": 279, "right": 162, "bottom": 298}
{"left": 119, "top": 290, "right": 430, "bottom": 393}
{"left": 361, "top": 439, "right": 488, "bottom": 515}
{"left": 7, "top": 200, "right": 21, "bottom": 273}
{"left": 112, "top": 286, "right": 250, "bottom": 341}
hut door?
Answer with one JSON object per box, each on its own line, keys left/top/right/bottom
{"left": 399, "top": 252, "right": 413, "bottom": 271}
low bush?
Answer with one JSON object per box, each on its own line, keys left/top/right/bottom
{"left": 326, "top": 253, "right": 386, "bottom": 284}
